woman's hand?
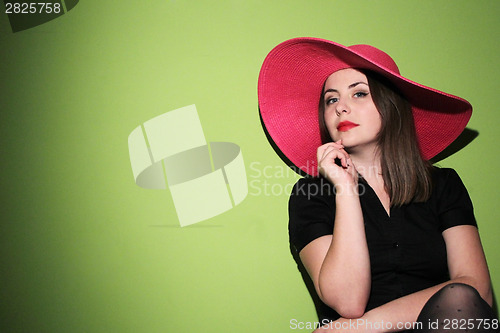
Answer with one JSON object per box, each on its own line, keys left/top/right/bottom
{"left": 317, "top": 140, "right": 357, "bottom": 187}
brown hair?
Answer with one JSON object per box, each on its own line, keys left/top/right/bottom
{"left": 318, "top": 70, "right": 432, "bottom": 206}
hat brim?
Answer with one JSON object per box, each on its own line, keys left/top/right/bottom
{"left": 258, "top": 37, "right": 472, "bottom": 176}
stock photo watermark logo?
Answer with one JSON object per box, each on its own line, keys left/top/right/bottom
{"left": 248, "top": 161, "right": 372, "bottom": 198}
{"left": 248, "top": 162, "right": 301, "bottom": 197}
{"left": 4, "top": 0, "right": 79, "bottom": 32}
{"left": 128, "top": 105, "right": 248, "bottom": 227}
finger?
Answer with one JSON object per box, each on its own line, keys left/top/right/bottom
{"left": 317, "top": 144, "right": 330, "bottom": 159}
{"left": 329, "top": 141, "right": 344, "bottom": 149}
{"left": 320, "top": 145, "right": 337, "bottom": 160}
{"left": 318, "top": 141, "right": 344, "bottom": 152}
{"left": 322, "top": 148, "right": 349, "bottom": 168}
{"left": 345, "top": 157, "right": 358, "bottom": 178}
{"left": 318, "top": 145, "right": 339, "bottom": 162}
{"left": 338, "top": 151, "right": 352, "bottom": 167}
{"left": 334, "top": 145, "right": 351, "bottom": 166}
{"left": 321, "top": 146, "right": 347, "bottom": 164}
{"left": 318, "top": 142, "right": 345, "bottom": 160}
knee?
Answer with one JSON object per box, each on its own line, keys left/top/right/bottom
{"left": 439, "top": 283, "right": 479, "bottom": 294}
{"left": 435, "top": 283, "right": 483, "bottom": 306}
{"left": 439, "top": 283, "right": 480, "bottom": 297}
{"left": 417, "top": 283, "right": 497, "bottom": 330}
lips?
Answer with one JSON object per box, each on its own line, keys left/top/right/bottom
{"left": 337, "top": 121, "right": 359, "bottom": 132}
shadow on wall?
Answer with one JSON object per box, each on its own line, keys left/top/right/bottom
{"left": 429, "top": 128, "right": 478, "bottom": 164}
{"left": 290, "top": 244, "right": 340, "bottom": 325}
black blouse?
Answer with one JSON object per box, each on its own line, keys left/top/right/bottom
{"left": 288, "top": 167, "right": 477, "bottom": 322}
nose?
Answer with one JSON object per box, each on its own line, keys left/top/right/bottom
{"left": 335, "top": 99, "right": 350, "bottom": 116}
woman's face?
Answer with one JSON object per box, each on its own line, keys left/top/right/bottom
{"left": 323, "top": 68, "right": 382, "bottom": 153}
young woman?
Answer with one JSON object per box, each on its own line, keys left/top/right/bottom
{"left": 258, "top": 38, "right": 498, "bottom": 332}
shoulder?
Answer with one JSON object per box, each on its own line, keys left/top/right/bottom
{"left": 429, "top": 166, "right": 477, "bottom": 230}
{"left": 431, "top": 166, "right": 460, "bottom": 181}
{"left": 289, "top": 177, "right": 335, "bottom": 218}
{"left": 288, "top": 177, "right": 336, "bottom": 253}
{"left": 430, "top": 166, "right": 468, "bottom": 198}
{"left": 289, "top": 176, "right": 335, "bottom": 200}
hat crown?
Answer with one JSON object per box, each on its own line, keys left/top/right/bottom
{"left": 348, "top": 44, "right": 400, "bottom": 74}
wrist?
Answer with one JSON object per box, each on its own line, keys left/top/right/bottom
{"left": 334, "top": 182, "right": 359, "bottom": 196}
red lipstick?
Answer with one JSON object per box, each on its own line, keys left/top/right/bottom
{"left": 337, "top": 121, "right": 359, "bottom": 132}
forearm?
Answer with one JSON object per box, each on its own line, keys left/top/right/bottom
{"left": 319, "top": 184, "right": 371, "bottom": 317}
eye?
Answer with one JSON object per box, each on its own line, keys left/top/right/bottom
{"left": 353, "top": 91, "right": 369, "bottom": 98}
{"left": 325, "top": 97, "right": 338, "bottom": 105}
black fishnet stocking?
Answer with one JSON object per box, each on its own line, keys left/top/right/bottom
{"left": 416, "top": 283, "right": 498, "bottom": 332}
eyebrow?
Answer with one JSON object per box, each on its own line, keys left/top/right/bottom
{"left": 323, "top": 81, "right": 369, "bottom": 94}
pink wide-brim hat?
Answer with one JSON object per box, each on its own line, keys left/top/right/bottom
{"left": 258, "top": 37, "right": 472, "bottom": 176}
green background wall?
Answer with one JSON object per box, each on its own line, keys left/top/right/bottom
{"left": 1, "top": 1, "right": 498, "bottom": 332}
